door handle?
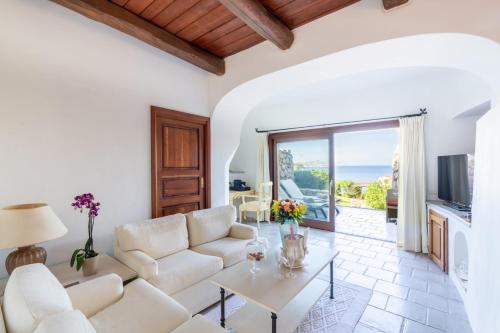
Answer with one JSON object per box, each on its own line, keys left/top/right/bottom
{"left": 200, "top": 177, "right": 205, "bottom": 189}
{"left": 329, "top": 179, "right": 334, "bottom": 196}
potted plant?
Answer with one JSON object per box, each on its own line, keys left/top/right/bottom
{"left": 271, "top": 199, "right": 307, "bottom": 246}
{"left": 70, "top": 193, "right": 101, "bottom": 276}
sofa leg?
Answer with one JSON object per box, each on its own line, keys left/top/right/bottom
{"left": 271, "top": 312, "right": 277, "bottom": 333}
{"left": 220, "top": 288, "right": 225, "bottom": 328}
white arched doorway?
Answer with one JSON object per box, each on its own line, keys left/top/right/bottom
{"left": 211, "top": 33, "right": 500, "bottom": 207}
{"left": 210, "top": 32, "right": 500, "bottom": 333}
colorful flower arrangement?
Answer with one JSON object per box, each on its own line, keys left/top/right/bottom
{"left": 70, "top": 193, "right": 101, "bottom": 271}
{"left": 271, "top": 199, "right": 308, "bottom": 224}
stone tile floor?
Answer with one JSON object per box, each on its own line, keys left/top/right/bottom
{"left": 249, "top": 222, "right": 472, "bottom": 333}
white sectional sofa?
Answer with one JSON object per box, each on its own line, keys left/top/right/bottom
{"left": 0, "top": 264, "right": 224, "bottom": 333}
{"left": 114, "top": 205, "right": 257, "bottom": 314}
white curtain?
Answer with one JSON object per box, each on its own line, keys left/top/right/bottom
{"left": 256, "top": 133, "right": 270, "bottom": 191}
{"left": 397, "top": 116, "right": 427, "bottom": 253}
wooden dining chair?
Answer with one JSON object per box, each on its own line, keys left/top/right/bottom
{"left": 239, "top": 181, "right": 273, "bottom": 228}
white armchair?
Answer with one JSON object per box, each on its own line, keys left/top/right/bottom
{"left": 1, "top": 264, "right": 223, "bottom": 333}
{"left": 0, "top": 305, "right": 5, "bottom": 333}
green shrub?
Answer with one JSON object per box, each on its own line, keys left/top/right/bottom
{"left": 365, "top": 181, "right": 389, "bottom": 210}
{"left": 335, "top": 180, "right": 362, "bottom": 198}
{"left": 294, "top": 170, "right": 328, "bottom": 190}
{"left": 311, "top": 169, "right": 329, "bottom": 187}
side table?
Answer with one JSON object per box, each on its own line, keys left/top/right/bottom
{"left": 0, "top": 254, "right": 137, "bottom": 295}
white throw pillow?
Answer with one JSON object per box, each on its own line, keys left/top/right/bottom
{"left": 116, "top": 214, "right": 189, "bottom": 259}
{"left": 3, "top": 264, "right": 73, "bottom": 333}
{"left": 186, "top": 206, "right": 236, "bottom": 247}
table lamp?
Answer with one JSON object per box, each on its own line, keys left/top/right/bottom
{"left": 0, "top": 203, "right": 67, "bottom": 275}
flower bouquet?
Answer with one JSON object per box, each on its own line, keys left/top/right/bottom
{"left": 271, "top": 199, "right": 307, "bottom": 244}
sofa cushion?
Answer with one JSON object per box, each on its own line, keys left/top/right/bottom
{"left": 3, "top": 264, "right": 73, "bottom": 333}
{"left": 34, "top": 311, "right": 96, "bottom": 333}
{"left": 148, "top": 250, "right": 223, "bottom": 295}
{"left": 90, "top": 279, "right": 190, "bottom": 333}
{"left": 191, "top": 237, "right": 251, "bottom": 267}
{"left": 116, "top": 213, "right": 188, "bottom": 259}
{"left": 186, "top": 206, "right": 236, "bottom": 247}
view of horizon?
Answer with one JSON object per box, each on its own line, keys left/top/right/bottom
{"left": 279, "top": 128, "right": 399, "bottom": 182}
{"left": 280, "top": 128, "right": 399, "bottom": 164}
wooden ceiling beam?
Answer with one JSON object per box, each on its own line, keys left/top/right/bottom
{"left": 50, "top": 0, "right": 225, "bottom": 75}
{"left": 217, "top": 0, "right": 294, "bottom": 50}
{"left": 382, "top": 0, "right": 409, "bottom": 10}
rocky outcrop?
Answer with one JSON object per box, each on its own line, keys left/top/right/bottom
{"left": 279, "top": 149, "right": 294, "bottom": 180}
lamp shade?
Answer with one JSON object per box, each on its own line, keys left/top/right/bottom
{"left": 0, "top": 203, "right": 67, "bottom": 249}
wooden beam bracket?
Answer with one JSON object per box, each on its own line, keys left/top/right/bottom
{"left": 382, "top": 0, "right": 409, "bottom": 10}
{"left": 218, "top": 0, "right": 293, "bottom": 50}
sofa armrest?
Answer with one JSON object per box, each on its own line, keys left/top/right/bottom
{"left": 0, "top": 305, "right": 6, "bottom": 333}
{"left": 114, "top": 246, "right": 158, "bottom": 280}
{"left": 229, "top": 223, "right": 257, "bottom": 240}
{"left": 67, "top": 274, "right": 124, "bottom": 317}
{"left": 34, "top": 310, "right": 96, "bottom": 333}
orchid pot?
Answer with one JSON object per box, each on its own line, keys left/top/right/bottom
{"left": 82, "top": 254, "right": 100, "bottom": 276}
{"left": 70, "top": 193, "right": 101, "bottom": 275}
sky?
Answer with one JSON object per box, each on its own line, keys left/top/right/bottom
{"left": 278, "top": 128, "right": 399, "bottom": 166}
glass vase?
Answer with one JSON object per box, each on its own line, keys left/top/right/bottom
{"left": 279, "top": 218, "right": 300, "bottom": 247}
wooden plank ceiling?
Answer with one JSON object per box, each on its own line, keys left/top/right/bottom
{"left": 110, "top": 0, "right": 359, "bottom": 59}
{"left": 52, "top": 0, "right": 412, "bottom": 74}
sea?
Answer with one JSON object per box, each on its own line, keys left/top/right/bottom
{"left": 303, "top": 165, "right": 393, "bottom": 183}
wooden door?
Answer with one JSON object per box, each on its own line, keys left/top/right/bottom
{"left": 428, "top": 210, "right": 448, "bottom": 272}
{"left": 151, "top": 107, "right": 210, "bottom": 218}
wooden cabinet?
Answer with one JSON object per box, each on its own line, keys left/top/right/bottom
{"left": 428, "top": 209, "right": 448, "bottom": 272}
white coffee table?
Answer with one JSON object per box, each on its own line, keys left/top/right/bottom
{"left": 211, "top": 245, "right": 339, "bottom": 333}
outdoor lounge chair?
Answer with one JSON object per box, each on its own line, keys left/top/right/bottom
{"left": 280, "top": 179, "right": 333, "bottom": 218}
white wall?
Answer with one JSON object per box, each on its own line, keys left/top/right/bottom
{"left": 230, "top": 68, "right": 489, "bottom": 199}
{"left": 0, "top": 1, "right": 209, "bottom": 278}
{"left": 468, "top": 108, "right": 500, "bottom": 332}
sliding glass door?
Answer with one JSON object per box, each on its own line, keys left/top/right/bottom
{"left": 269, "top": 121, "right": 399, "bottom": 232}
{"left": 270, "top": 131, "right": 335, "bottom": 231}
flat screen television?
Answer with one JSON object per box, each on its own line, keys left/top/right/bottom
{"left": 437, "top": 154, "right": 474, "bottom": 211}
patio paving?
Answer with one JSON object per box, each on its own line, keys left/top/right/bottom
{"left": 239, "top": 203, "right": 397, "bottom": 242}
{"left": 335, "top": 206, "right": 397, "bottom": 242}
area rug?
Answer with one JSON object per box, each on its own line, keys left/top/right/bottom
{"left": 201, "top": 279, "right": 372, "bottom": 333}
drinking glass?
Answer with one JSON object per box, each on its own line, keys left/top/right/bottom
{"left": 273, "top": 249, "right": 284, "bottom": 279}
{"left": 285, "top": 248, "right": 297, "bottom": 279}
